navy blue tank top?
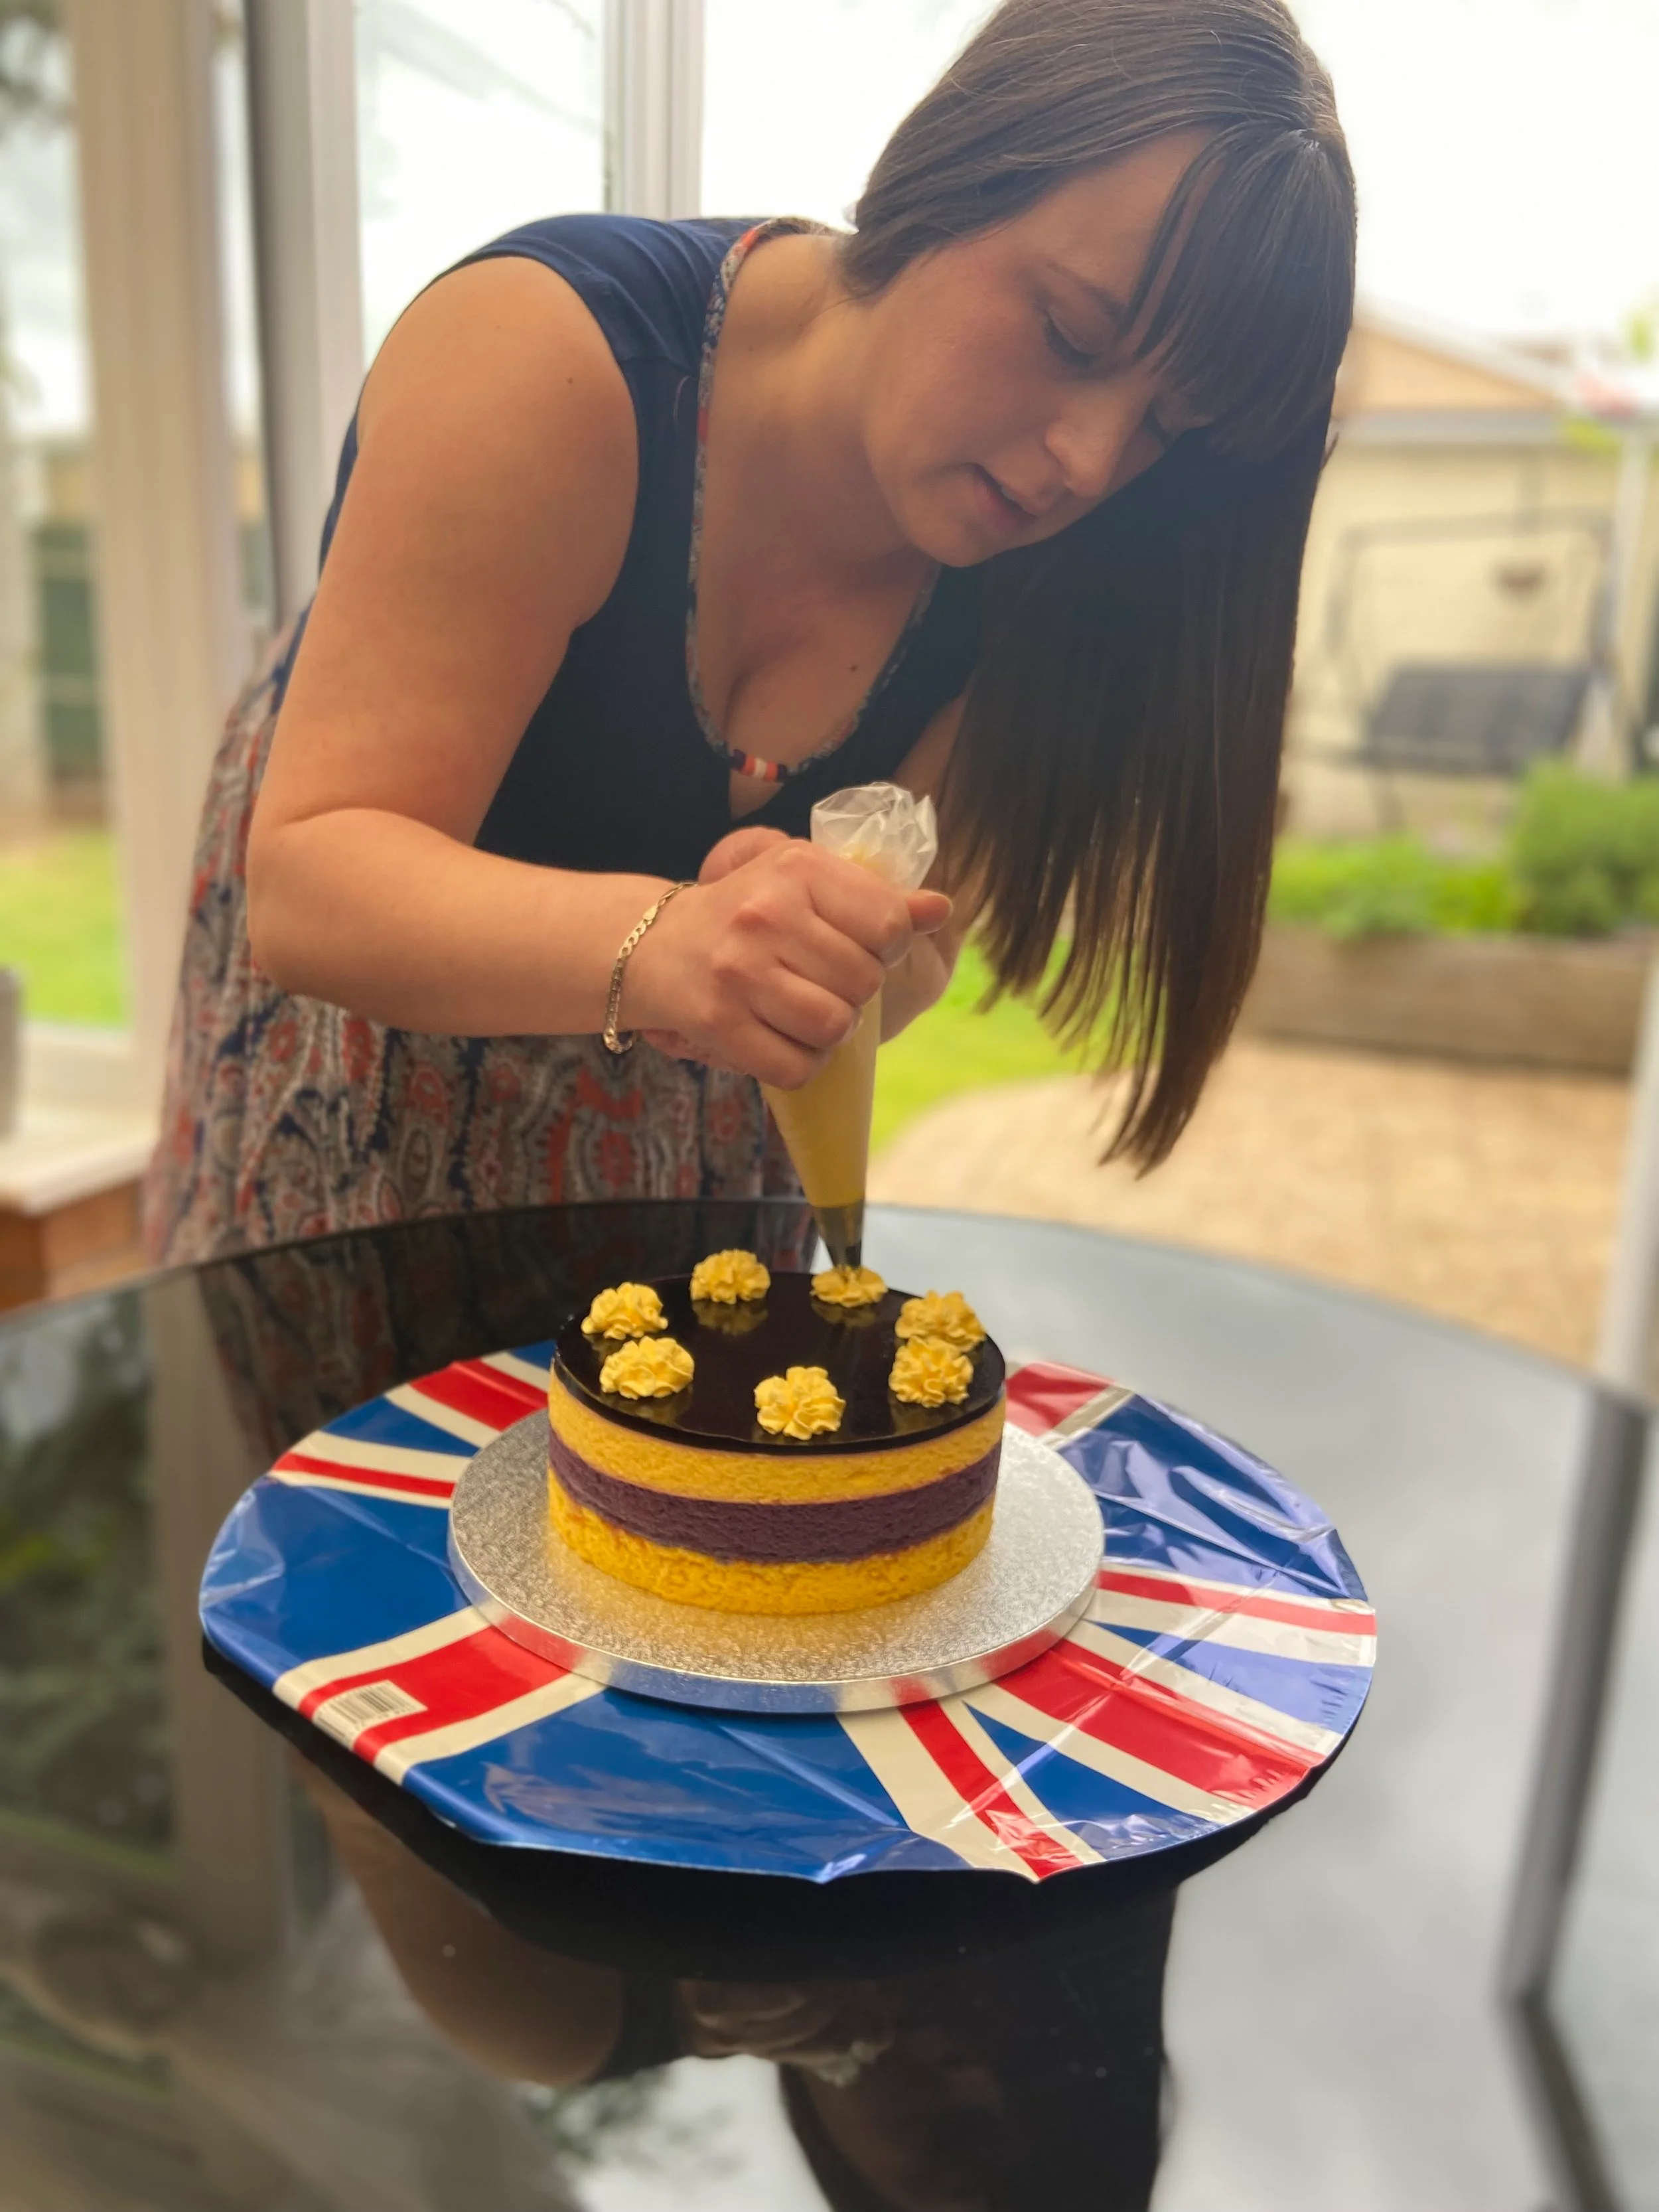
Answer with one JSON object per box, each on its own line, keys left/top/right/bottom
{"left": 301, "top": 214, "right": 981, "bottom": 883}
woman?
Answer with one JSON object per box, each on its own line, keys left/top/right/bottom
{"left": 145, "top": 0, "right": 1354, "bottom": 1264}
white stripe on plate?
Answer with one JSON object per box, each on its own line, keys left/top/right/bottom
{"left": 1090, "top": 1593, "right": 1377, "bottom": 1670}
{"left": 966, "top": 1680, "right": 1255, "bottom": 1826}
{"left": 480, "top": 1350, "right": 553, "bottom": 1391}
{"left": 282, "top": 1429, "right": 470, "bottom": 1481}
{"left": 267, "top": 1468, "right": 454, "bottom": 1510}
{"left": 837, "top": 1708, "right": 1039, "bottom": 1879}
{"left": 272, "top": 1606, "right": 486, "bottom": 1709}
{"left": 384, "top": 1382, "right": 503, "bottom": 1448}
{"left": 1065, "top": 1619, "right": 1342, "bottom": 1759}
{"left": 938, "top": 1702, "right": 1100, "bottom": 1869}
{"left": 373, "top": 1672, "right": 603, "bottom": 1783}
{"left": 1045, "top": 1384, "right": 1135, "bottom": 1439}
{"left": 1102, "top": 1559, "right": 1376, "bottom": 1620}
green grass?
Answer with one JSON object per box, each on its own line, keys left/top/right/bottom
{"left": 872, "top": 941, "right": 1090, "bottom": 1153}
{"left": 0, "top": 827, "right": 127, "bottom": 1027}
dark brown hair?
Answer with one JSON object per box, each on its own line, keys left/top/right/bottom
{"left": 844, "top": 0, "right": 1355, "bottom": 1165}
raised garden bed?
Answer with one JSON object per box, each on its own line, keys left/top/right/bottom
{"left": 1240, "top": 923, "right": 1653, "bottom": 1075}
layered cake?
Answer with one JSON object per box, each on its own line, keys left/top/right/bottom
{"left": 546, "top": 1258, "right": 1005, "bottom": 1615}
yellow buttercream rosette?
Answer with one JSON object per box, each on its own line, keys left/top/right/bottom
{"left": 811, "top": 1264, "right": 887, "bottom": 1309}
{"left": 599, "top": 1335, "right": 694, "bottom": 1399}
{"left": 895, "top": 1290, "right": 985, "bottom": 1352}
{"left": 889, "top": 1337, "right": 974, "bottom": 1408}
{"left": 689, "top": 1248, "right": 770, "bottom": 1304}
{"left": 582, "top": 1282, "right": 667, "bottom": 1342}
{"left": 755, "top": 1364, "right": 845, "bottom": 1439}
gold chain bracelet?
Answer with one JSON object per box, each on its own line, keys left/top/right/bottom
{"left": 601, "top": 881, "right": 695, "bottom": 1055}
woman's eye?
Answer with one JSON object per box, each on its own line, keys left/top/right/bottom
{"left": 1041, "top": 313, "right": 1095, "bottom": 371}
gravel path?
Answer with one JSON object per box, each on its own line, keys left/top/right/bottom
{"left": 870, "top": 1039, "right": 1632, "bottom": 1367}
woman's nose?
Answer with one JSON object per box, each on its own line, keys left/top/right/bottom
{"left": 1046, "top": 382, "right": 1157, "bottom": 504}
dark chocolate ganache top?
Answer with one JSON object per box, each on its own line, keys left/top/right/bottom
{"left": 553, "top": 1274, "right": 1005, "bottom": 1455}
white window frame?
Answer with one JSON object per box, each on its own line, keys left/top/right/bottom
{"left": 607, "top": 0, "right": 704, "bottom": 221}
{"left": 45, "top": 0, "right": 250, "bottom": 1117}
{"left": 245, "top": 0, "right": 366, "bottom": 633}
{"left": 33, "top": 0, "right": 703, "bottom": 1122}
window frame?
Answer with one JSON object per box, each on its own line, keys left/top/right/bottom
{"left": 33, "top": 0, "right": 704, "bottom": 1120}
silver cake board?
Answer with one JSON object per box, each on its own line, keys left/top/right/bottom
{"left": 447, "top": 1416, "right": 1104, "bottom": 1716}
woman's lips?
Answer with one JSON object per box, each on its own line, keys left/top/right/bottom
{"left": 970, "top": 464, "right": 1037, "bottom": 535}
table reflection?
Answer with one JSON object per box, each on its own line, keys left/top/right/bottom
{"left": 302, "top": 1751, "right": 1172, "bottom": 2211}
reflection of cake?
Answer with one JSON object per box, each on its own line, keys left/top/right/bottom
{"left": 547, "top": 1270, "right": 1006, "bottom": 1615}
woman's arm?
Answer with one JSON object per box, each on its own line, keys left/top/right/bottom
{"left": 246, "top": 256, "right": 946, "bottom": 1090}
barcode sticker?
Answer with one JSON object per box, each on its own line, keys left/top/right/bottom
{"left": 312, "top": 1680, "right": 427, "bottom": 1744}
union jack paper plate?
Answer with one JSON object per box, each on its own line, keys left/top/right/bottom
{"left": 200, "top": 1351, "right": 1375, "bottom": 1884}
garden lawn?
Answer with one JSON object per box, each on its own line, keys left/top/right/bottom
{"left": 0, "top": 826, "right": 126, "bottom": 1027}
{"left": 872, "top": 942, "right": 1088, "bottom": 1153}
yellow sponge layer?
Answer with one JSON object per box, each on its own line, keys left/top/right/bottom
{"left": 547, "top": 1471, "right": 995, "bottom": 1616}
{"left": 547, "top": 1375, "right": 1003, "bottom": 1505}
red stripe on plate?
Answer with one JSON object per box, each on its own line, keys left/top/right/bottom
{"left": 1004, "top": 1360, "right": 1112, "bottom": 1436}
{"left": 1100, "top": 1569, "right": 1377, "bottom": 1637}
{"left": 298, "top": 1623, "right": 563, "bottom": 1736}
{"left": 1003, "top": 1642, "right": 1313, "bottom": 1806}
{"left": 273, "top": 1451, "right": 458, "bottom": 1501}
{"left": 454, "top": 1356, "right": 547, "bottom": 1410}
{"left": 409, "top": 1361, "right": 543, "bottom": 1430}
{"left": 901, "top": 1700, "right": 1083, "bottom": 1878}
{"left": 1057, "top": 1636, "right": 1324, "bottom": 1773}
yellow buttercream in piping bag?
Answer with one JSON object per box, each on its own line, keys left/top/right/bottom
{"left": 760, "top": 784, "right": 938, "bottom": 1271}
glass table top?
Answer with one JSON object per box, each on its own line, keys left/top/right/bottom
{"left": 0, "top": 1197, "right": 1646, "bottom": 2210}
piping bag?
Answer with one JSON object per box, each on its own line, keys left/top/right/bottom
{"left": 760, "top": 782, "right": 938, "bottom": 1270}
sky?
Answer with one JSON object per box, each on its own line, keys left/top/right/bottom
{"left": 704, "top": 0, "right": 1659, "bottom": 344}
{"left": 0, "top": 0, "right": 1655, "bottom": 439}
{"left": 1295, "top": 0, "right": 1659, "bottom": 343}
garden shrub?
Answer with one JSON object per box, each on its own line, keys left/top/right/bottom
{"left": 1270, "top": 766, "right": 1659, "bottom": 941}
{"left": 1507, "top": 763, "right": 1659, "bottom": 936}
{"left": 1268, "top": 836, "right": 1516, "bottom": 939}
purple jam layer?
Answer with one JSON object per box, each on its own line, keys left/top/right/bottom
{"left": 547, "top": 1424, "right": 1001, "bottom": 1566}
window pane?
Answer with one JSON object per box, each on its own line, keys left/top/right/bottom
{"left": 702, "top": 0, "right": 993, "bottom": 225}
{"left": 356, "top": 0, "right": 608, "bottom": 360}
{"left": 0, "top": 5, "right": 125, "bottom": 1029}
{"left": 214, "top": 0, "right": 275, "bottom": 648}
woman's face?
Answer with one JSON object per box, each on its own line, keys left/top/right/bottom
{"left": 857, "top": 135, "right": 1210, "bottom": 566}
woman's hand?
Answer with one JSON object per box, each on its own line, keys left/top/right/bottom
{"left": 627, "top": 827, "right": 950, "bottom": 1087}
{"left": 878, "top": 919, "right": 960, "bottom": 1041}
{"left": 677, "top": 1978, "right": 895, "bottom": 2078}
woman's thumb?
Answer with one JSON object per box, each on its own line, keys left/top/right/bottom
{"left": 699, "top": 825, "right": 792, "bottom": 884}
{"left": 906, "top": 887, "right": 954, "bottom": 934}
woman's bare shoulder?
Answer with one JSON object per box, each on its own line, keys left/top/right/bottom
{"left": 263, "top": 255, "right": 642, "bottom": 848}
{"left": 353, "top": 253, "right": 639, "bottom": 627}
